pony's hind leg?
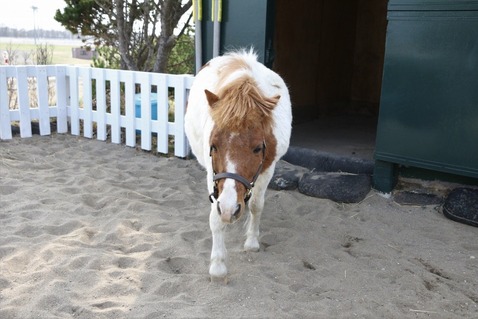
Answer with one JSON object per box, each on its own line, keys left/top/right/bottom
{"left": 209, "top": 205, "right": 228, "bottom": 278}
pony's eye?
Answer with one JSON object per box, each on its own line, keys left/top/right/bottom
{"left": 209, "top": 145, "right": 217, "bottom": 156}
{"left": 253, "top": 146, "right": 262, "bottom": 154}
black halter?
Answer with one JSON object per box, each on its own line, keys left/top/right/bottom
{"left": 209, "top": 142, "right": 265, "bottom": 204}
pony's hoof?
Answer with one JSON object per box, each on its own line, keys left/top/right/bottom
{"left": 244, "top": 238, "right": 260, "bottom": 252}
{"left": 209, "top": 262, "right": 227, "bottom": 278}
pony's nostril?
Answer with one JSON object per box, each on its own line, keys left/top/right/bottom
{"left": 217, "top": 201, "right": 222, "bottom": 215}
{"left": 233, "top": 204, "right": 241, "bottom": 217}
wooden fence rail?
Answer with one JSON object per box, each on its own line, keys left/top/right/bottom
{"left": 0, "top": 65, "right": 194, "bottom": 157}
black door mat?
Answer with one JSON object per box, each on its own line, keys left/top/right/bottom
{"left": 394, "top": 191, "right": 443, "bottom": 206}
{"left": 443, "top": 188, "right": 478, "bottom": 227}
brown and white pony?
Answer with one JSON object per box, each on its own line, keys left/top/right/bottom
{"left": 185, "top": 50, "right": 292, "bottom": 279}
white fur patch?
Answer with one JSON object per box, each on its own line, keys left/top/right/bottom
{"left": 218, "top": 156, "right": 238, "bottom": 211}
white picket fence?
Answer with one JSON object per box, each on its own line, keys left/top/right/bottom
{"left": 0, "top": 65, "right": 195, "bottom": 157}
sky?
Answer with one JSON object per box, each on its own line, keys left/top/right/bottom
{"left": 0, "top": 0, "right": 67, "bottom": 31}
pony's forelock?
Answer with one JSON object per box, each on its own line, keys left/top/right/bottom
{"left": 209, "top": 53, "right": 278, "bottom": 131}
{"left": 210, "top": 75, "right": 278, "bottom": 131}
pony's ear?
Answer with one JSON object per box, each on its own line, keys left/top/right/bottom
{"left": 271, "top": 95, "right": 281, "bottom": 105}
{"left": 262, "top": 95, "right": 281, "bottom": 110}
{"left": 205, "top": 89, "right": 220, "bottom": 107}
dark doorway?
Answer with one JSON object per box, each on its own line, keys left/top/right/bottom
{"left": 273, "top": 0, "right": 388, "bottom": 160}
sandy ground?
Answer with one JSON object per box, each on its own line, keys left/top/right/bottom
{"left": 0, "top": 134, "right": 477, "bottom": 319}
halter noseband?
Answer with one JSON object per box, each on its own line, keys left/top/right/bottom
{"left": 209, "top": 142, "right": 265, "bottom": 204}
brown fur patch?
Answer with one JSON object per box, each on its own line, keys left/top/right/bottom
{"left": 208, "top": 56, "right": 279, "bottom": 179}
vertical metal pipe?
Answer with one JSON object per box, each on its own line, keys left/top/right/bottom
{"left": 212, "top": 0, "right": 221, "bottom": 57}
{"left": 194, "top": 0, "right": 203, "bottom": 74}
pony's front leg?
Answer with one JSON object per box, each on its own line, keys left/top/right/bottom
{"left": 209, "top": 204, "right": 228, "bottom": 278}
{"left": 244, "top": 169, "right": 273, "bottom": 252}
{"left": 244, "top": 195, "right": 264, "bottom": 252}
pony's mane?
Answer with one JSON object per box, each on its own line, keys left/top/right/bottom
{"left": 210, "top": 55, "right": 278, "bottom": 131}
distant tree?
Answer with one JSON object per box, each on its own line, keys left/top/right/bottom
{"left": 0, "top": 26, "right": 72, "bottom": 39}
{"left": 91, "top": 33, "right": 194, "bottom": 74}
{"left": 54, "top": 0, "right": 192, "bottom": 73}
{"left": 166, "top": 29, "right": 194, "bottom": 74}
{"left": 91, "top": 45, "right": 121, "bottom": 69}
{"left": 34, "top": 43, "right": 54, "bottom": 65}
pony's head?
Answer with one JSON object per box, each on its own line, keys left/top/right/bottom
{"left": 206, "top": 72, "right": 280, "bottom": 224}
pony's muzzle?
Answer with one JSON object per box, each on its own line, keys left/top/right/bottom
{"left": 217, "top": 201, "right": 242, "bottom": 223}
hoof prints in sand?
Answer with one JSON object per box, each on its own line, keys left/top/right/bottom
{"left": 0, "top": 135, "right": 477, "bottom": 318}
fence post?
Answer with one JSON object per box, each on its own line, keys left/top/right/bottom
{"left": 137, "top": 72, "right": 152, "bottom": 151}
{"left": 109, "top": 69, "right": 121, "bottom": 144}
{"left": 153, "top": 73, "right": 169, "bottom": 154}
{"left": 16, "top": 66, "right": 32, "bottom": 138}
{"left": 123, "top": 70, "right": 136, "bottom": 147}
{"left": 68, "top": 66, "right": 80, "bottom": 136}
{"left": 80, "top": 67, "right": 93, "bottom": 138}
{"left": 36, "top": 66, "right": 51, "bottom": 136}
{"left": 56, "top": 66, "right": 68, "bottom": 133}
{"left": 174, "top": 75, "right": 189, "bottom": 157}
{"left": 94, "top": 68, "right": 107, "bottom": 141}
{"left": 0, "top": 67, "right": 11, "bottom": 140}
